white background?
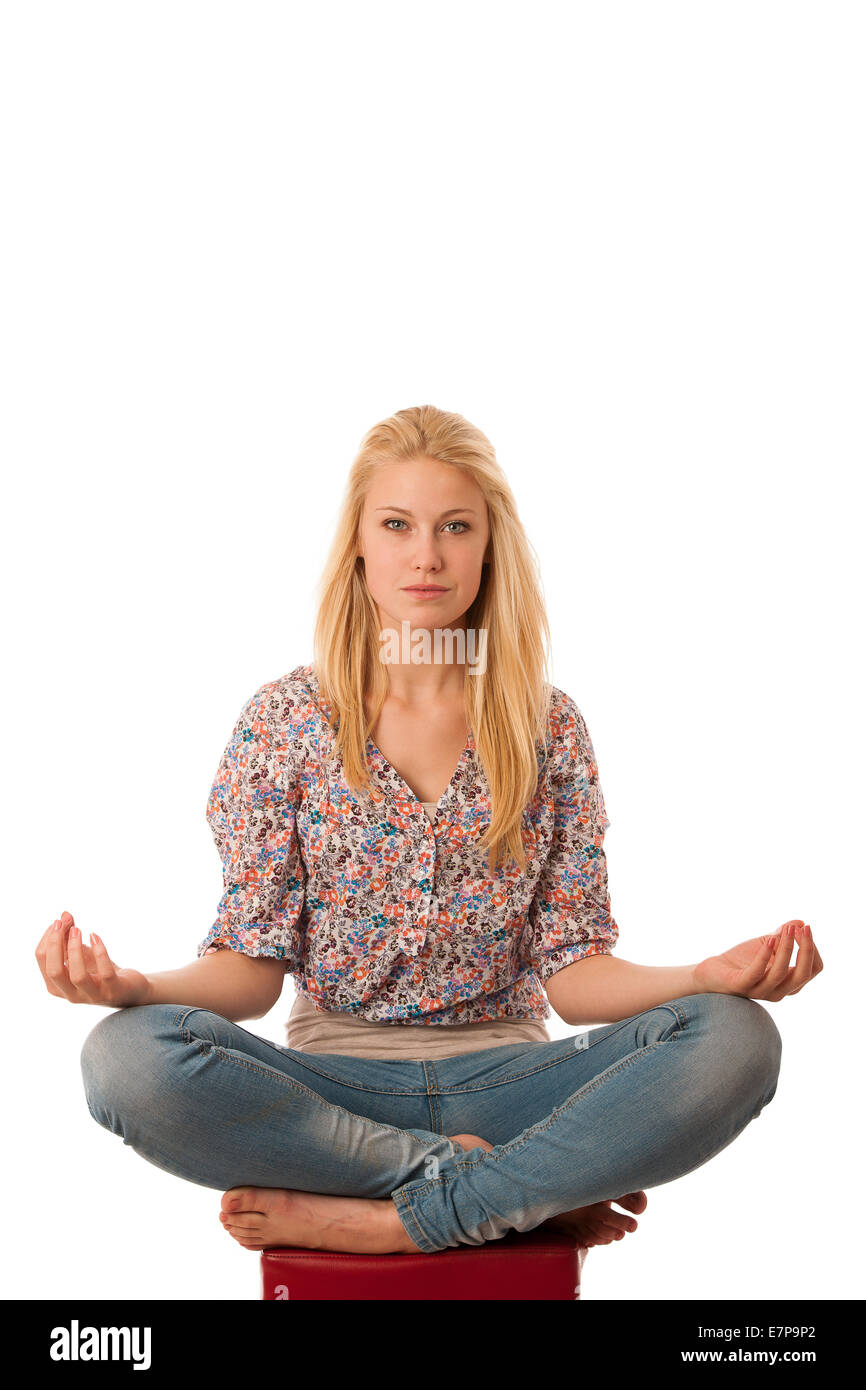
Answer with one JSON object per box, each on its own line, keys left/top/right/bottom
{"left": 4, "top": 1, "right": 862, "bottom": 1303}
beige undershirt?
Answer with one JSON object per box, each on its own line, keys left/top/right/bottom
{"left": 284, "top": 801, "right": 551, "bottom": 1060}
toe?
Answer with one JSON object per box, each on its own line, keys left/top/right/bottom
{"left": 221, "top": 1211, "right": 262, "bottom": 1231}
{"left": 585, "top": 1223, "right": 615, "bottom": 1247}
{"left": 225, "top": 1219, "right": 262, "bottom": 1236}
{"left": 221, "top": 1187, "right": 265, "bottom": 1214}
{"left": 224, "top": 1224, "right": 264, "bottom": 1250}
{"left": 617, "top": 1191, "right": 648, "bottom": 1214}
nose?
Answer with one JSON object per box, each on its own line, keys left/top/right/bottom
{"left": 412, "top": 536, "right": 443, "bottom": 571}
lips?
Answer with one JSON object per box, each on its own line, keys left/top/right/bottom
{"left": 402, "top": 586, "right": 447, "bottom": 593}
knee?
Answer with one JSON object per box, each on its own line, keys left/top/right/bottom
{"left": 729, "top": 995, "right": 782, "bottom": 1100}
{"left": 79, "top": 1004, "right": 182, "bottom": 1127}
{"left": 685, "top": 992, "right": 783, "bottom": 1106}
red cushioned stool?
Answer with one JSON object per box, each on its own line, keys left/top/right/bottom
{"left": 261, "top": 1227, "right": 587, "bottom": 1300}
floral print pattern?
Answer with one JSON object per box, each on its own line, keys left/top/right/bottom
{"left": 198, "top": 664, "right": 619, "bottom": 1024}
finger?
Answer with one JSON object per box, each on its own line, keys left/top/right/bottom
{"left": 88, "top": 933, "right": 118, "bottom": 984}
{"left": 767, "top": 933, "right": 807, "bottom": 1000}
{"left": 44, "top": 916, "right": 75, "bottom": 997}
{"left": 806, "top": 930, "right": 823, "bottom": 976}
{"left": 756, "top": 933, "right": 781, "bottom": 981}
{"left": 79, "top": 938, "right": 100, "bottom": 974}
{"left": 36, "top": 914, "right": 64, "bottom": 955}
{"left": 66, "top": 925, "right": 99, "bottom": 1000}
{"left": 793, "top": 925, "right": 823, "bottom": 988}
{"left": 35, "top": 920, "right": 55, "bottom": 969}
{"left": 787, "top": 923, "right": 814, "bottom": 992}
{"left": 761, "top": 934, "right": 784, "bottom": 978}
{"left": 741, "top": 937, "right": 778, "bottom": 988}
{"left": 35, "top": 914, "right": 64, "bottom": 995}
{"left": 765, "top": 922, "right": 797, "bottom": 985}
{"left": 762, "top": 925, "right": 807, "bottom": 1000}
{"left": 748, "top": 928, "right": 797, "bottom": 999}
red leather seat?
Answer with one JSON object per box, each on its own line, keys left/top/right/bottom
{"left": 261, "top": 1227, "right": 586, "bottom": 1300}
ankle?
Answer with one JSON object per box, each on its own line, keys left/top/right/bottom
{"left": 389, "top": 1200, "right": 422, "bottom": 1253}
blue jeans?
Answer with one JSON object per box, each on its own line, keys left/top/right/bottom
{"left": 79, "top": 991, "right": 782, "bottom": 1253}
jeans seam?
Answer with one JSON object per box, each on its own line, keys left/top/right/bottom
{"left": 192, "top": 1039, "right": 448, "bottom": 1152}
{"left": 423, "top": 1060, "right": 442, "bottom": 1132}
{"left": 279, "top": 1053, "right": 444, "bottom": 1099}
{"left": 398, "top": 1039, "right": 673, "bottom": 1199}
{"left": 173, "top": 1001, "right": 691, "bottom": 1101}
{"left": 171, "top": 1006, "right": 430, "bottom": 1097}
{"left": 391, "top": 1189, "right": 437, "bottom": 1253}
{"left": 432, "top": 1001, "right": 690, "bottom": 1097}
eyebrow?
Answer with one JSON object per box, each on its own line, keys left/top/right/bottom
{"left": 374, "top": 506, "right": 478, "bottom": 517}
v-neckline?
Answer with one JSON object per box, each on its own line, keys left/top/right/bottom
{"left": 302, "top": 664, "right": 474, "bottom": 819}
{"left": 365, "top": 728, "right": 475, "bottom": 817}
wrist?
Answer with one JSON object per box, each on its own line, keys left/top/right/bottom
{"left": 134, "top": 973, "right": 156, "bottom": 1007}
{"left": 691, "top": 958, "right": 726, "bottom": 995}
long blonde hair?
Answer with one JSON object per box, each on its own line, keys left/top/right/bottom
{"left": 312, "top": 404, "right": 554, "bottom": 874}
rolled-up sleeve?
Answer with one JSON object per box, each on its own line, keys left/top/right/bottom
{"left": 526, "top": 697, "right": 619, "bottom": 984}
{"left": 196, "top": 689, "right": 306, "bottom": 971}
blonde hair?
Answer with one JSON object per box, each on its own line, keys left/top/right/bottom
{"left": 312, "top": 404, "right": 554, "bottom": 875}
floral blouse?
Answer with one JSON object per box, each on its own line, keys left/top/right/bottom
{"left": 197, "top": 664, "right": 619, "bottom": 1024}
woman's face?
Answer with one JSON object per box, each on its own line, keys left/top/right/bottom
{"left": 357, "top": 456, "right": 491, "bottom": 638}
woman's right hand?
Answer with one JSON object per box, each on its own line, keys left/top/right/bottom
{"left": 36, "top": 911, "right": 153, "bottom": 1008}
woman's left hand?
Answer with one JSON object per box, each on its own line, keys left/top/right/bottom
{"left": 693, "top": 920, "right": 823, "bottom": 1001}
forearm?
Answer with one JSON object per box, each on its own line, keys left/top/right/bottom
{"left": 546, "top": 953, "right": 700, "bottom": 1026}
{"left": 142, "top": 950, "right": 284, "bottom": 1022}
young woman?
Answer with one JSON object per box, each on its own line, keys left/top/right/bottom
{"left": 37, "top": 405, "right": 821, "bottom": 1260}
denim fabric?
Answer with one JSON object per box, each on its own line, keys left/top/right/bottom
{"left": 80, "top": 992, "right": 781, "bottom": 1253}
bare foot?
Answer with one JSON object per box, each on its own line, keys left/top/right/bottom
{"left": 220, "top": 1187, "right": 422, "bottom": 1254}
{"left": 448, "top": 1132, "right": 495, "bottom": 1153}
{"left": 220, "top": 1136, "right": 488, "bottom": 1255}
{"left": 540, "top": 1190, "right": 648, "bottom": 1247}
{"left": 447, "top": 1134, "right": 647, "bottom": 1250}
